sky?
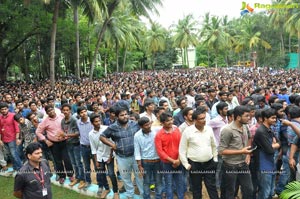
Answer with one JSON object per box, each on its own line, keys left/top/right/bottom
{"left": 149, "top": 0, "right": 272, "bottom": 28}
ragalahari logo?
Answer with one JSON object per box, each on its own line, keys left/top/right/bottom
{"left": 240, "top": 2, "right": 254, "bottom": 16}
{"left": 240, "top": 1, "right": 299, "bottom": 16}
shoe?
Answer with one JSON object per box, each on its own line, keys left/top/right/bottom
{"left": 83, "top": 182, "right": 91, "bottom": 190}
{"left": 1, "top": 165, "right": 8, "bottom": 171}
{"left": 69, "top": 176, "right": 75, "bottom": 182}
{"left": 59, "top": 178, "right": 65, "bottom": 185}
{"left": 119, "top": 185, "right": 126, "bottom": 193}
{"left": 113, "top": 193, "right": 120, "bottom": 199}
{"left": 272, "top": 194, "right": 279, "bottom": 198}
{"left": 97, "top": 187, "right": 103, "bottom": 196}
{"left": 69, "top": 179, "right": 79, "bottom": 187}
{"left": 78, "top": 181, "right": 85, "bottom": 189}
{"left": 150, "top": 184, "right": 155, "bottom": 192}
{"left": 100, "top": 189, "right": 110, "bottom": 198}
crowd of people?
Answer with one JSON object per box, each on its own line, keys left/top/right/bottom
{"left": 1, "top": 67, "right": 300, "bottom": 199}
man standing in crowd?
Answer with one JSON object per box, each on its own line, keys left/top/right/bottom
{"left": 155, "top": 112, "right": 184, "bottom": 199}
{"left": 14, "top": 142, "right": 52, "bottom": 199}
{"left": 219, "top": 106, "right": 253, "bottom": 199}
{"left": 179, "top": 108, "right": 219, "bottom": 199}
{"left": 36, "top": 105, "right": 73, "bottom": 184}
{"left": 76, "top": 106, "right": 94, "bottom": 189}
{"left": 100, "top": 107, "right": 143, "bottom": 199}
{"left": 253, "top": 108, "right": 280, "bottom": 199}
{"left": 134, "top": 117, "right": 163, "bottom": 199}
{"left": 89, "top": 113, "right": 119, "bottom": 199}
{"left": 60, "top": 103, "right": 84, "bottom": 187}
{"left": 0, "top": 102, "right": 22, "bottom": 171}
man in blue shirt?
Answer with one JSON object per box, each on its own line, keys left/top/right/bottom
{"left": 100, "top": 107, "right": 143, "bottom": 199}
{"left": 134, "top": 117, "right": 162, "bottom": 199}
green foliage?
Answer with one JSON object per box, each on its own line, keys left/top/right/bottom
{"left": 280, "top": 181, "right": 300, "bottom": 199}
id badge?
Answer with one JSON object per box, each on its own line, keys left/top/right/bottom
{"left": 42, "top": 188, "right": 48, "bottom": 196}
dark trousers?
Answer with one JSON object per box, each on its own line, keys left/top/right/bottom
{"left": 188, "top": 158, "right": 219, "bottom": 199}
{"left": 222, "top": 162, "right": 253, "bottom": 199}
{"left": 49, "top": 140, "right": 73, "bottom": 178}
{"left": 97, "top": 159, "right": 118, "bottom": 193}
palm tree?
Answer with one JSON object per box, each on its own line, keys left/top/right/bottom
{"left": 201, "top": 14, "right": 231, "bottom": 67}
{"left": 269, "top": 0, "right": 289, "bottom": 55}
{"left": 146, "top": 22, "right": 166, "bottom": 69}
{"left": 172, "top": 14, "right": 199, "bottom": 68}
{"left": 234, "top": 16, "right": 271, "bottom": 65}
{"left": 89, "top": 0, "right": 162, "bottom": 80}
{"left": 102, "top": 4, "right": 141, "bottom": 72}
{"left": 284, "top": 0, "right": 300, "bottom": 68}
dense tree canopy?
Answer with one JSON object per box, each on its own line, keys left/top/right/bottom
{"left": 1, "top": 0, "right": 299, "bottom": 82}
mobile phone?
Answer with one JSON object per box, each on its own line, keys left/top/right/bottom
{"left": 249, "top": 146, "right": 257, "bottom": 151}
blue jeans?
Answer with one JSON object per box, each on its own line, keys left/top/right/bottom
{"left": 142, "top": 160, "right": 163, "bottom": 199}
{"left": 257, "top": 171, "right": 275, "bottom": 199}
{"left": 116, "top": 155, "right": 143, "bottom": 198}
{"left": 67, "top": 144, "right": 84, "bottom": 180}
{"left": 4, "top": 141, "right": 22, "bottom": 170}
{"left": 161, "top": 162, "right": 184, "bottom": 199}
{"left": 80, "top": 145, "right": 92, "bottom": 183}
{"left": 275, "top": 154, "right": 290, "bottom": 194}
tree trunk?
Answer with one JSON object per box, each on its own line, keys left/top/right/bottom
{"left": 116, "top": 42, "right": 119, "bottom": 72}
{"left": 74, "top": 4, "right": 80, "bottom": 79}
{"left": 289, "top": 34, "right": 291, "bottom": 53}
{"left": 280, "top": 31, "right": 285, "bottom": 56}
{"left": 89, "top": 0, "right": 120, "bottom": 80}
{"left": 0, "top": 58, "right": 8, "bottom": 81}
{"left": 49, "top": 0, "right": 60, "bottom": 89}
{"left": 122, "top": 46, "right": 127, "bottom": 72}
{"left": 185, "top": 47, "right": 189, "bottom": 68}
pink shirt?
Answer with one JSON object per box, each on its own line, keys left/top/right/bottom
{"left": 36, "top": 114, "right": 64, "bottom": 142}
{"left": 0, "top": 112, "right": 20, "bottom": 143}
{"left": 208, "top": 115, "right": 228, "bottom": 147}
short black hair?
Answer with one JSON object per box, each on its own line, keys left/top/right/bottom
{"left": 115, "top": 107, "right": 128, "bottom": 117}
{"left": 233, "top": 106, "right": 250, "bottom": 120}
{"left": 45, "top": 104, "right": 54, "bottom": 113}
{"left": 138, "top": 117, "right": 150, "bottom": 126}
{"left": 182, "top": 107, "right": 193, "bottom": 117}
{"left": 160, "top": 112, "right": 173, "bottom": 123}
{"left": 192, "top": 108, "right": 206, "bottom": 120}
{"left": 29, "top": 101, "right": 37, "bottom": 107}
{"left": 25, "top": 142, "right": 42, "bottom": 158}
{"left": 0, "top": 102, "right": 8, "bottom": 109}
{"left": 13, "top": 113, "right": 23, "bottom": 122}
{"left": 216, "top": 102, "right": 228, "bottom": 114}
{"left": 90, "top": 113, "right": 101, "bottom": 124}
{"left": 77, "top": 106, "right": 87, "bottom": 115}
{"left": 262, "top": 108, "right": 276, "bottom": 120}
{"left": 61, "top": 103, "right": 71, "bottom": 110}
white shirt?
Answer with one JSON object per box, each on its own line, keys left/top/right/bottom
{"left": 139, "top": 112, "right": 157, "bottom": 122}
{"left": 179, "top": 125, "right": 218, "bottom": 170}
{"left": 89, "top": 125, "right": 113, "bottom": 162}
{"left": 185, "top": 94, "right": 195, "bottom": 108}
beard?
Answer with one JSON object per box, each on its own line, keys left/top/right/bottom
{"left": 118, "top": 118, "right": 128, "bottom": 125}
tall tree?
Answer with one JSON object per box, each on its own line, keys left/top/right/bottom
{"left": 172, "top": 14, "right": 198, "bottom": 68}
{"left": 89, "top": 0, "right": 162, "bottom": 80}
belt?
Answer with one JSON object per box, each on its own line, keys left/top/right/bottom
{"left": 224, "top": 161, "right": 246, "bottom": 168}
{"left": 69, "top": 142, "right": 80, "bottom": 146}
{"left": 81, "top": 144, "right": 90, "bottom": 148}
{"left": 142, "top": 159, "right": 160, "bottom": 163}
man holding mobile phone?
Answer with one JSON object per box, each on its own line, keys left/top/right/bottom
{"left": 253, "top": 108, "right": 280, "bottom": 199}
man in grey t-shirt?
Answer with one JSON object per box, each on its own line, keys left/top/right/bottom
{"left": 218, "top": 106, "right": 253, "bottom": 199}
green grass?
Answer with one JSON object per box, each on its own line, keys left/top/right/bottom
{"left": 0, "top": 176, "right": 96, "bottom": 199}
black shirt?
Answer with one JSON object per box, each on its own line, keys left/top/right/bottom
{"left": 14, "top": 159, "right": 52, "bottom": 199}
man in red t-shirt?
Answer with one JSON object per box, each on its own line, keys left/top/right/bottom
{"left": 155, "top": 112, "right": 184, "bottom": 199}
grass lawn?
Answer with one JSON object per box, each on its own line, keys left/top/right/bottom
{"left": 0, "top": 176, "right": 96, "bottom": 199}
